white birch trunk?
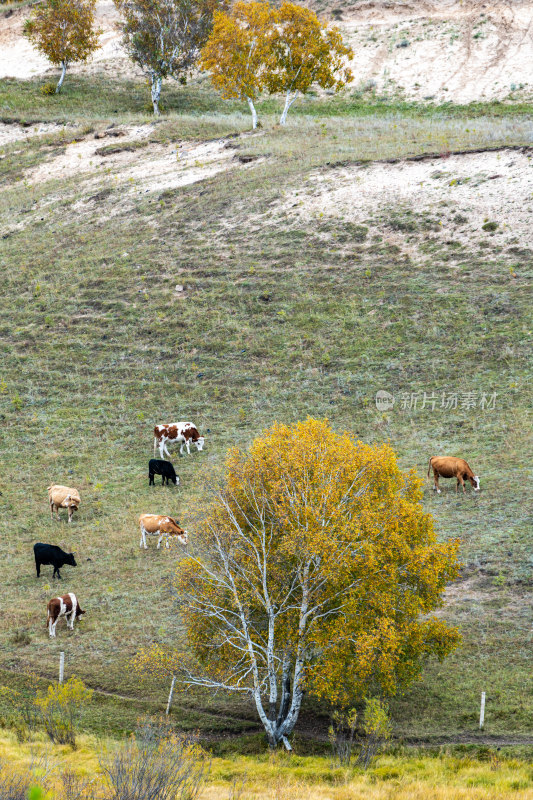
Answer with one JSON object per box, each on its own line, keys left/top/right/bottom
{"left": 246, "top": 97, "right": 258, "bottom": 129}
{"left": 280, "top": 91, "right": 298, "bottom": 125}
{"left": 151, "top": 74, "right": 163, "bottom": 116}
{"left": 166, "top": 675, "right": 176, "bottom": 715}
{"left": 56, "top": 61, "right": 68, "bottom": 93}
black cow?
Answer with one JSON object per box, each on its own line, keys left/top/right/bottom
{"left": 148, "top": 459, "right": 179, "bottom": 486}
{"left": 34, "top": 543, "right": 77, "bottom": 579}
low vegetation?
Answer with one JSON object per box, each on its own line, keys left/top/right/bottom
{"left": 0, "top": 50, "right": 531, "bottom": 800}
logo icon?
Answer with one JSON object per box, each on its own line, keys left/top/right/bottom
{"left": 375, "top": 390, "right": 395, "bottom": 411}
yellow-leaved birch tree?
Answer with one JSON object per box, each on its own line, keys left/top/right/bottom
{"left": 24, "top": 0, "right": 101, "bottom": 93}
{"left": 137, "top": 418, "right": 460, "bottom": 750}
{"left": 200, "top": 1, "right": 275, "bottom": 129}
{"left": 268, "top": 2, "right": 353, "bottom": 124}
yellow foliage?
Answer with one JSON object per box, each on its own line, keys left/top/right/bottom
{"left": 24, "top": 0, "right": 101, "bottom": 68}
{"left": 268, "top": 2, "right": 353, "bottom": 97}
{"left": 175, "top": 418, "right": 460, "bottom": 710}
{"left": 200, "top": 1, "right": 275, "bottom": 102}
{"left": 200, "top": 1, "right": 353, "bottom": 122}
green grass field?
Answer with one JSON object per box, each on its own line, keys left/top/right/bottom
{"left": 0, "top": 76, "right": 532, "bottom": 753}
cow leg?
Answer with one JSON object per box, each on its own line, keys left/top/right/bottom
{"left": 67, "top": 611, "right": 75, "bottom": 630}
{"left": 140, "top": 526, "right": 148, "bottom": 549}
{"left": 68, "top": 507, "right": 72, "bottom": 523}
{"left": 458, "top": 475, "right": 466, "bottom": 494}
{"left": 56, "top": 568, "right": 62, "bottom": 580}
{"left": 149, "top": 472, "right": 154, "bottom": 485}
{"left": 163, "top": 441, "right": 172, "bottom": 459}
{"left": 185, "top": 440, "right": 191, "bottom": 455}
{"left": 35, "top": 559, "right": 40, "bottom": 578}
{"left": 433, "top": 471, "right": 441, "bottom": 494}
{"left": 49, "top": 498, "right": 54, "bottom": 520}
{"left": 157, "top": 533, "right": 163, "bottom": 549}
{"left": 49, "top": 617, "right": 57, "bottom": 638}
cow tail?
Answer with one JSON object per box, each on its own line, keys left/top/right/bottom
{"left": 153, "top": 437, "right": 157, "bottom": 457}
{"left": 427, "top": 458, "right": 432, "bottom": 478}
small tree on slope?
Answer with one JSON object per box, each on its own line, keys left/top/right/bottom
{"left": 24, "top": 0, "right": 101, "bottom": 93}
{"left": 144, "top": 418, "right": 460, "bottom": 750}
{"left": 200, "top": 1, "right": 275, "bottom": 129}
{"left": 268, "top": 2, "right": 353, "bottom": 124}
{"left": 114, "top": 0, "right": 225, "bottom": 115}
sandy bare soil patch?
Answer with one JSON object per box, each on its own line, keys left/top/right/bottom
{"left": 0, "top": 121, "right": 71, "bottom": 146}
{"left": 281, "top": 148, "right": 533, "bottom": 252}
{"left": 340, "top": 0, "right": 533, "bottom": 103}
{"left": 26, "top": 124, "right": 244, "bottom": 199}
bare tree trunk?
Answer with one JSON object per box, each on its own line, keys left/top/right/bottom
{"left": 56, "top": 61, "right": 68, "bottom": 93}
{"left": 246, "top": 97, "right": 258, "bottom": 129}
{"left": 280, "top": 91, "right": 298, "bottom": 125}
{"left": 166, "top": 675, "right": 176, "bottom": 715}
{"left": 151, "top": 74, "right": 162, "bottom": 116}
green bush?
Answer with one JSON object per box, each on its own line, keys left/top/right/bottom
{"left": 35, "top": 677, "right": 93, "bottom": 748}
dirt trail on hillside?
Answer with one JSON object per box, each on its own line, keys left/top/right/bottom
{"left": 2, "top": 0, "right": 533, "bottom": 102}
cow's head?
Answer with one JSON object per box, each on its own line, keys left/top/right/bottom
{"left": 172, "top": 475, "right": 180, "bottom": 485}
{"left": 171, "top": 522, "right": 188, "bottom": 545}
{"left": 65, "top": 495, "right": 79, "bottom": 511}
{"left": 76, "top": 607, "right": 86, "bottom": 618}
{"left": 67, "top": 553, "right": 77, "bottom": 567}
{"left": 473, "top": 476, "right": 480, "bottom": 491}
{"left": 195, "top": 436, "right": 205, "bottom": 452}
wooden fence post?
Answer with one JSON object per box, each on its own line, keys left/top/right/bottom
{"left": 59, "top": 651, "right": 65, "bottom": 685}
{"left": 479, "top": 691, "right": 486, "bottom": 729}
{"left": 166, "top": 675, "right": 176, "bottom": 716}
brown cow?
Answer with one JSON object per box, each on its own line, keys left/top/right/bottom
{"left": 47, "top": 592, "right": 85, "bottom": 638}
{"left": 48, "top": 485, "right": 81, "bottom": 522}
{"left": 153, "top": 422, "right": 205, "bottom": 459}
{"left": 428, "top": 457, "right": 480, "bottom": 494}
{"left": 139, "top": 514, "right": 188, "bottom": 549}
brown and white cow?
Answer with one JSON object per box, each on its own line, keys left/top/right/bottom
{"left": 139, "top": 514, "right": 188, "bottom": 549}
{"left": 428, "top": 456, "right": 480, "bottom": 494}
{"left": 47, "top": 592, "right": 85, "bottom": 638}
{"left": 154, "top": 422, "right": 205, "bottom": 459}
{"left": 48, "top": 485, "right": 81, "bottom": 522}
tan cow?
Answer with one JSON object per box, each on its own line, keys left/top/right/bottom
{"left": 139, "top": 514, "right": 188, "bottom": 549}
{"left": 428, "top": 457, "right": 480, "bottom": 494}
{"left": 48, "top": 485, "right": 81, "bottom": 522}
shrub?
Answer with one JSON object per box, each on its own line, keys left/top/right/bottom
{"left": 482, "top": 221, "right": 498, "bottom": 232}
{"left": 35, "top": 677, "right": 93, "bottom": 748}
{"left": 0, "top": 682, "right": 40, "bottom": 742}
{"left": 0, "top": 761, "right": 32, "bottom": 800}
{"left": 101, "top": 717, "right": 210, "bottom": 800}
{"left": 328, "top": 708, "right": 357, "bottom": 766}
{"left": 41, "top": 83, "right": 57, "bottom": 95}
{"left": 358, "top": 697, "right": 392, "bottom": 770}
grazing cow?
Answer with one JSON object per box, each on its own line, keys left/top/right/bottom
{"left": 139, "top": 514, "right": 188, "bottom": 549}
{"left": 47, "top": 592, "right": 85, "bottom": 638}
{"left": 153, "top": 422, "right": 205, "bottom": 459}
{"left": 428, "top": 456, "right": 480, "bottom": 494}
{"left": 34, "top": 542, "right": 77, "bottom": 579}
{"left": 48, "top": 485, "right": 81, "bottom": 522}
{"left": 149, "top": 459, "right": 180, "bottom": 486}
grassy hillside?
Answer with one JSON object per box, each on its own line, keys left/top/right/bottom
{"left": 0, "top": 77, "right": 532, "bottom": 748}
